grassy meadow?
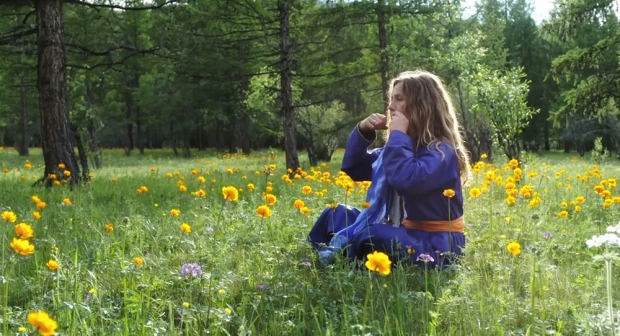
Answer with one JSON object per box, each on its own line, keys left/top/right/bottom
{"left": 1, "top": 147, "right": 620, "bottom": 335}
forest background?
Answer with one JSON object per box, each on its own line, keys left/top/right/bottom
{"left": 0, "top": 0, "right": 618, "bottom": 179}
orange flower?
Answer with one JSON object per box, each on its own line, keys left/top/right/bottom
{"left": 132, "top": 257, "right": 144, "bottom": 266}
{"left": 222, "top": 186, "right": 239, "bottom": 202}
{"left": 10, "top": 238, "right": 34, "bottom": 256}
{"left": 27, "top": 311, "right": 57, "bottom": 336}
{"left": 469, "top": 188, "right": 481, "bottom": 198}
{"left": 443, "top": 189, "right": 455, "bottom": 198}
{"left": 301, "top": 186, "right": 312, "bottom": 195}
{"left": 293, "top": 199, "right": 305, "bottom": 209}
{"left": 1, "top": 210, "right": 17, "bottom": 223}
{"left": 508, "top": 159, "right": 519, "bottom": 168}
{"left": 46, "top": 259, "right": 59, "bottom": 271}
{"left": 264, "top": 194, "right": 277, "bottom": 206}
{"left": 256, "top": 205, "right": 272, "bottom": 218}
{"left": 15, "top": 223, "right": 33, "bottom": 239}
{"left": 507, "top": 241, "right": 521, "bottom": 256}
{"left": 180, "top": 223, "right": 192, "bottom": 233}
{"left": 364, "top": 251, "right": 391, "bottom": 275}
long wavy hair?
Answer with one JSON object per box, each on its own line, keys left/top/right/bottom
{"left": 385, "top": 70, "right": 471, "bottom": 184}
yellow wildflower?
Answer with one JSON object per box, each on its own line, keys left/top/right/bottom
{"left": 365, "top": 251, "right": 391, "bottom": 275}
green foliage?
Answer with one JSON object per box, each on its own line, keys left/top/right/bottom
{"left": 544, "top": 0, "right": 620, "bottom": 154}
{"left": 0, "top": 0, "right": 617, "bottom": 161}
{"left": 470, "top": 66, "right": 538, "bottom": 160}
{"left": 476, "top": 0, "right": 509, "bottom": 70}
{"left": 591, "top": 137, "right": 610, "bottom": 163}
{"left": 295, "top": 100, "right": 349, "bottom": 164}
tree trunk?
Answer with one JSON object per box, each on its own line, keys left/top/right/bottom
{"left": 215, "top": 120, "right": 225, "bottom": 150}
{"left": 70, "top": 123, "right": 90, "bottom": 180}
{"left": 278, "top": 0, "right": 300, "bottom": 172}
{"left": 183, "top": 136, "right": 191, "bottom": 158}
{"left": 456, "top": 80, "right": 475, "bottom": 159}
{"left": 84, "top": 80, "right": 102, "bottom": 169}
{"left": 227, "top": 116, "right": 238, "bottom": 154}
{"left": 240, "top": 111, "right": 251, "bottom": 155}
{"left": 544, "top": 119, "right": 550, "bottom": 151}
{"left": 19, "top": 73, "right": 29, "bottom": 156}
{"left": 377, "top": 0, "right": 390, "bottom": 113}
{"left": 87, "top": 120, "right": 102, "bottom": 169}
{"left": 36, "top": 0, "right": 80, "bottom": 186}
{"left": 124, "top": 76, "right": 135, "bottom": 156}
{"left": 197, "top": 116, "right": 205, "bottom": 151}
{"left": 237, "top": 42, "right": 251, "bottom": 155}
{"left": 137, "top": 106, "right": 145, "bottom": 154}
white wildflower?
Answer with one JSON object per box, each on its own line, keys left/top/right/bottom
{"left": 607, "top": 222, "right": 620, "bottom": 233}
{"left": 586, "top": 233, "right": 620, "bottom": 249}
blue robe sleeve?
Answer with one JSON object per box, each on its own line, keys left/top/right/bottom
{"left": 341, "top": 125, "right": 380, "bottom": 181}
{"left": 382, "top": 131, "right": 458, "bottom": 196}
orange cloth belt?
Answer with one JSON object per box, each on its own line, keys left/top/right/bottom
{"left": 402, "top": 216, "right": 465, "bottom": 233}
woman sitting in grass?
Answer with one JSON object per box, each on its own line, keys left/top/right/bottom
{"left": 308, "top": 70, "right": 471, "bottom": 269}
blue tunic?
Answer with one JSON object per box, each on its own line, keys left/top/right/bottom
{"left": 308, "top": 126, "right": 466, "bottom": 268}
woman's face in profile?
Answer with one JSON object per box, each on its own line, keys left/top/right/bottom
{"left": 388, "top": 82, "right": 407, "bottom": 118}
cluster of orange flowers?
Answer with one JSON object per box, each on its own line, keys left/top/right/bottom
{"left": 27, "top": 311, "right": 58, "bottom": 336}
{"left": 3, "top": 210, "right": 35, "bottom": 256}
{"left": 6, "top": 197, "right": 60, "bottom": 273}
{"left": 467, "top": 157, "right": 620, "bottom": 217}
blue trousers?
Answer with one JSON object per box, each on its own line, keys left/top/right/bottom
{"left": 308, "top": 204, "right": 465, "bottom": 268}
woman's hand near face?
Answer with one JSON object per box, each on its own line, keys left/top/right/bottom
{"left": 359, "top": 113, "right": 388, "bottom": 132}
{"left": 389, "top": 111, "right": 409, "bottom": 134}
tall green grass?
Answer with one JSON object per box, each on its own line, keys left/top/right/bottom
{"left": 0, "top": 147, "right": 619, "bottom": 335}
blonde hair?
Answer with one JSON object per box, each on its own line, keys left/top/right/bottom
{"left": 385, "top": 70, "right": 470, "bottom": 184}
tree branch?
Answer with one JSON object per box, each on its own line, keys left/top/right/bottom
{"left": 67, "top": 47, "right": 160, "bottom": 70}
{"left": 20, "top": 9, "right": 35, "bottom": 24}
{"left": 0, "top": 27, "right": 36, "bottom": 46}
{"left": 64, "top": 0, "right": 179, "bottom": 11}
{"left": 65, "top": 43, "right": 158, "bottom": 56}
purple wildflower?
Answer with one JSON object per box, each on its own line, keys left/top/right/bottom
{"left": 542, "top": 232, "right": 553, "bottom": 239}
{"left": 256, "top": 284, "right": 267, "bottom": 290}
{"left": 180, "top": 263, "right": 203, "bottom": 277}
{"left": 300, "top": 258, "right": 312, "bottom": 267}
{"left": 416, "top": 253, "right": 435, "bottom": 263}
